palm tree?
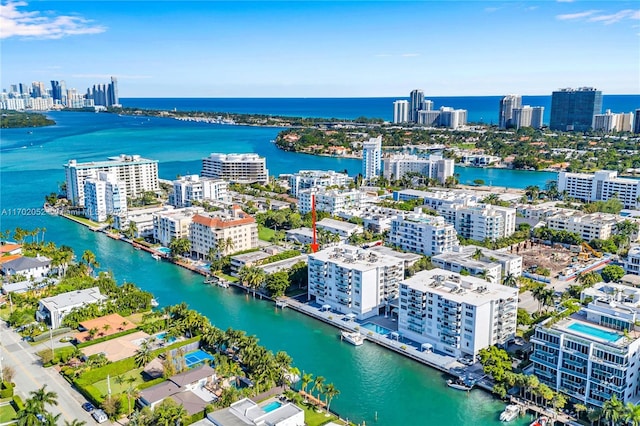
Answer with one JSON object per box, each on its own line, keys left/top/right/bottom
{"left": 574, "top": 403, "right": 587, "bottom": 421}
{"left": 28, "top": 384, "right": 58, "bottom": 412}
{"left": 625, "top": 402, "right": 640, "bottom": 426}
{"left": 502, "top": 273, "right": 518, "bottom": 288}
{"left": 42, "top": 413, "right": 61, "bottom": 426}
{"left": 311, "top": 375, "right": 325, "bottom": 404}
{"left": 64, "top": 420, "right": 87, "bottom": 426}
{"left": 602, "top": 394, "right": 624, "bottom": 426}
{"left": 472, "top": 248, "right": 484, "bottom": 260}
{"left": 324, "top": 383, "right": 340, "bottom": 415}
{"left": 301, "top": 373, "right": 313, "bottom": 401}
{"left": 81, "top": 249, "right": 99, "bottom": 274}
{"left": 588, "top": 408, "right": 603, "bottom": 426}
{"left": 225, "top": 237, "right": 235, "bottom": 254}
{"left": 274, "top": 351, "right": 292, "bottom": 388}
{"left": 125, "top": 220, "right": 138, "bottom": 239}
{"left": 134, "top": 339, "right": 153, "bottom": 367}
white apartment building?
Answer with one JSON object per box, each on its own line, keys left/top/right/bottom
{"left": 544, "top": 211, "right": 621, "bottom": 242}
{"left": 337, "top": 205, "right": 406, "bottom": 233}
{"left": 558, "top": 170, "right": 640, "bottom": 209}
{"left": 189, "top": 206, "right": 258, "bottom": 258}
{"left": 153, "top": 207, "right": 204, "bottom": 247}
{"left": 459, "top": 153, "right": 501, "bottom": 167}
{"left": 65, "top": 155, "right": 159, "bottom": 207}
{"left": 624, "top": 245, "right": 640, "bottom": 276}
{"left": 398, "top": 269, "right": 518, "bottom": 359}
{"left": 288, "top": 170, "right": 352, "bottom": 198}
{"left": 115, "top": 206, "right": 174, "bottom": 239}
{"left": 512, "top": 106, "right": 545, "bottom": 129}
{"left": 438, "top": 107, "right": 468, "bottom": 129}
{"left": 531, "top": 286, "right": 640, "bottom": 408}
{"left": 297, "top": 188, "right": 374, "bottom": 215}
{"left": 382, "top": 154, "right": 454, "bottom": 184}
{"left": 316, "top": 218, "right": 363, "bottom": 238}
{"left": 393, "top": 100, "right": 409, "bottom": 124}
{"left": 593, "top": 110, "right": 635, "bottom": 133}
{"left": 172, "top": 175, "right": 229, "bottom": 208}
{"left": 36, "top": 287, "right": 107, "bottom": 328}
{"left": 432, "top": 245, "right": 523, "bottom": 285}
{"left": 307, "top": 245, "right": 405, "bottom": 320}
{"left": 83, "top": 172, "right": 128, "bottom": 222}
{"left": 387, "top": 213, "right": 459, "bottom": 256}
{"left": 437, "top": 204, "right": 517, "bottom": 241}
{"left": 201, "top": 153, "right": 268, "bottom": 184}
{"left": 362, "top": 136, "right": 382, "bottom": 180}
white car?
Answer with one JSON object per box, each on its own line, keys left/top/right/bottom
{"left": 92, "top": 409, "right": 108, "bottom": 423}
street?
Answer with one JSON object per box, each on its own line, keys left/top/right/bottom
{"left": 0, "top": 321, "right": 100, "bottom": 424}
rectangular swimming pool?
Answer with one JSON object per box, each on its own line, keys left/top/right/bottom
{"left": 361, "top": 322, "right": 392, "bottom": 335}
{"left": 567, "top": 322, "right": 621, "bottom": 343}
{"left": 262, "top": 401, "right": 282, "bottom": 413}
{"left": 158, "top": 247, "right": 171, "bottom": 255}
{"left": 155, "top": 332, "right": 177, "bottom": 344}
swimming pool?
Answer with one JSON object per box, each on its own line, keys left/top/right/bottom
{"left": 361, "top": 322, "right": 392, "bottom": 335}
{"left": 155, "top": 332, "right": 177, "bottom": 344}
{"left": 568, "top": 322, "right": 621, "bottom": 343}
{"left": 158, "top": 247, "right": 171, "bottom": 255}
{"left": 262, "top": 401, "right": 282, "bottom": 413}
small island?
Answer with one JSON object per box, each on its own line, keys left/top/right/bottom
{"left": 0, "top": 111, "right": 56, "bottom": 128}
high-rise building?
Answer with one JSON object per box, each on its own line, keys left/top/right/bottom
{"left": 409, "top": 89, "right": 425, "bottom": 123}
{"left": 83, "top": 172, "right": 127, "bottom": 222}
{"left": 382, "top": 153, "right": 454, "bottom": 184}
{"left": 387, "top": 213, "right": 459, "bottom": 256}
{"left": 438, "top": 107, "right": 467, "bottom": 129}
{"left": 499, "top": 95, "right": 522, "bottom": 129}
{"left": 513, "top": 105, "right": 545, "bottom": 130}
{"left": 202, "top": 153, "right": 269, "bottom": 184}
{"left": 108, "top": 76, "right": 119, "bottom": 107}
{"left": 550, "top": 87, "right": 603, "bottom": 132}
{"left": 558, "top": 170, "right": 640, "bottom": 209}
{"left": 531, "top": 106, "right": 545, "bottom": 129}
{"left": 65, "top": 155, "right": 159, "bottom": 207}
{"left": 635, "top": 109, "right": 640, "bottom": 134}
{"left": 393, "top": 100, "right": 409, "bottom": 123}
{"left": 362, "top": 136, "right": 382, "bottom": 180}
{"left": 189, "top": 206, "right": 258, "bottom": 258}
{"left": 592, "top": 110, "right": 618, "bottom": 133}
{"left": 171, "top": 175, "right": 229, "bottom": 207}
{"left": 288, "top": 170, "right": 352, "bottom": 197}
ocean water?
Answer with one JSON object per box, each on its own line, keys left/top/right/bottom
{"left": 122, "top": 95, "right": 640, "bottom": 124}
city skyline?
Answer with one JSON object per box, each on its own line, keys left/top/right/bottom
{"left": 1, "top": 1, "right": 639, "bottom": 98}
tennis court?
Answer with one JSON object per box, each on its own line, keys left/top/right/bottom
{"left": 185, "top": 349, "right": 215, "bottom": 368}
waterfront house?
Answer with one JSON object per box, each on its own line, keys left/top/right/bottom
{"left": 36, "top": 286, "right": 107, "bottom": 328}
{"left": 206, "top": 397, "right": 304, "bottom": 426}
{"left": 190, "top": 206, "right": 259, "bottom": 259}
{"left": 1, "top": 255, "right": 51, "bottom": 280}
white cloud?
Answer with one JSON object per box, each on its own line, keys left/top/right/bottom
{"left": 401, "top": 53, "right": 420, "bottom": 57}
{"left": 588, "top": 9, "right": 640, "bottom": 25}
{"left": 0, "top": 1, "right": 106, "bottom": 39}
{"left": 556, "top": 10, "right": 600, "bottom": 21}
{"left": 556, "top": 0, "right": 575, "bottom": 3}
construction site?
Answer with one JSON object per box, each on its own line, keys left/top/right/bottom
{"left": 509, "top": 240, "right": 609, "bottom": 282}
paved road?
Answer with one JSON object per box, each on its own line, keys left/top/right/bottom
{"left": 0, "top": 321, "right": 99, "bottom": 424}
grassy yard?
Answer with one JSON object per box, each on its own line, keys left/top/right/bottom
{"left": 217, "top": 272, "right": 239, "bottom": 283}
{"left": 63, "top": 214, "right": 101, "bottom": 228}
{"left": 0, "top": 403, "right": 17, "bottom": 422}
{"left": 301, "top": 404, "right": 345, "bottom": 426}
{"left": 258, "top": 225, "right": 276, "bottom": 242}
{"left": 93, "top": 368, "right": 146, "bottom": 396}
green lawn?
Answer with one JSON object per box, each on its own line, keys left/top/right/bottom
{"left": 0, "top": 403, "right": 17, "bottom": 422}
{"left": 258, "top": 226, "right": 276, "bottom": 242}
{"left": 63, "top": 214, "right": 101, "bottom": 228}
{"left": 301, "top": 404, "right": 345, "bottom": 426}
{"left": 93, "top": 368, "right": 146, "bottom": 396}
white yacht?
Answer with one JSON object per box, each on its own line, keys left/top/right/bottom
{"left": 500, "top": 404, "right": 520, "bottom": 422}
{"left": 341, "top": 331, "right": 364, "bottom": 346}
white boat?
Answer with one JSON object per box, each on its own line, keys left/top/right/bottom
{"left": 529, "top": 416, "right": 549, "bottom": 426}
{"left": 217, "top": 281, "right": 229, "bottom": 288}
{"left": 446, "top": 378, "right": 473, "bottom": 391}
{"left": 341, "top": 331, "right": 364, "bottom": 346}
{"left": 500, "top": 405, "right": 520, "bottom": 422}
{"left": 151, "top": 253, "right": 161, "bottom": 260}
{"left": 150, "top": 298, "right": 159, "bottom": 308}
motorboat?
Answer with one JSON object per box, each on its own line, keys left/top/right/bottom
{"left": 341, "top": 331, "right": 364, "bottom": 346}
{"left": 150, "top": 298, "right": 159, "bottom": 308}
{"left": 529, "top": 416, "right": 548, "bottom": 426}
{"left": 151, "top": 253, "right": 161, "bottom": 260}
{"left": 446, "top": 377, "right": 473, "bottom": 391}
{"left": 500, "top": 404, "right": 520, "bottom": 422}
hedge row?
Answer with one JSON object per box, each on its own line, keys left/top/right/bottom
{"left": 76, "top": 327, "right": 140, "bottom": 349}
{"left": 32, "top": 327, "right": 72, "bottom": 342}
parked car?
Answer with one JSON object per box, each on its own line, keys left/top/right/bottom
{"left": 82, "top": 402, "right": 95, "bottom": 412}
{"left": 92, "top": 409, "right": 108, "bottom": 423}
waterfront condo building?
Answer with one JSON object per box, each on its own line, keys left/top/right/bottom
{"left": 83, "top": 172, "right": 128, "bottom": 222}
{"left": 288, "top": 170, "right": 352, "bottom": 198}
{"left": 398, "top": 269, "right": 518, "bottom": 360}
{"left": 635, "top": 109, "right": 640, "bottom": 134}
{"left": 498, "top": 95, "right": 522, "bottom": 129}
{"left": 382, "top": 153, "right": 454, "bottom": 184}
{"left": 550, "top": 87, "right": 603, "bottom": 132}
{"left": 409, "top": 89, "right": 425, "bottom": 123}
{"left": 65, "top": 155, "right": 159, "bottom": 207}
{"left": 362, "top": 136, "right": 382, "bottom": 180}
{"left": 512, "top": 106, "right": 545, "bottom": 130}
{"left": 171, "top": 175, "right": 229, "bottom": 208}
{"left": 152, "top": 207, "right": 204, "bottom": 247}
{"left": 531, "top": 284, "right": 640, "bottom": 408}
{"left": 307, "top": 245, "right": 405, "bottom": 320}
{"left": 189, "top": 206, "right": 258, "bottom": 258}
{"left": 592, "top": 110, "right": 635, "bottom": 133}
{"left": 387, "top": 212, "right": 459, "bottom": 256}
{"left": 543, "top": 210, "right": 632, "bottom": 242}
{"left": 393, "top": 100, "right": 409, "bottom": 124}
{"left": 201, "top": 153, "right": 269, "bottom": 184}
{"left": 558, "top": 170, "right": 640, "bottom": 209}
{"left": 297, "top": 188, "right": 374, "bottom": 215}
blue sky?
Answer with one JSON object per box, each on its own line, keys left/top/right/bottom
{"left": 1, "top": 1, "right": 638, "bottom": 97}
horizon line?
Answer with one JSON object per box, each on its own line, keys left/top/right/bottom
{"left": 119, "top": 93, "right": 640, "bottom": 99}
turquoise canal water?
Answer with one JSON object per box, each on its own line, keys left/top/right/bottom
{"left": 0, "top": 112, "right": 542, "bottom": 425}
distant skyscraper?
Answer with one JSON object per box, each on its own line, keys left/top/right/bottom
{"left": 409, "top": 89, "right": 425, "bottom": 123}
{"left": 499, "top": 95, "right": 522, "bottom": 129}
{"left": 108, "top": 76, "right": 119, "bottom": 107}
{"left": 635, "top": 110, "right": 640, "bottom": 134}
{"left": 531, "top": 106, "right": 544, "bottom": 129}
{"left": 550, "top": 87, "right": 602, "bottom": 132}
{"left": 362, "top": 136, "right": 382, "bottom": 180}
{"left": 512, "top": 106, "right": 532, "bottom": 129}
{"left": 422, "top": 100, "right": 434, "bottom": 111}
{"left": 393, "top": 100, "right": 409, "bottom": 123}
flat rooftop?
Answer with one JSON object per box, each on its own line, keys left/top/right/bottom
{"left": 310, "top": 245, "right": 403, "bottom": 272}
{"left": 551, "top": 315, "right": 627, "bottom": 347}
{"left": 317, "top": 218, "right": 362, "bottom": 232}
{"left": 402, "top": 268, "right": 517, "bottom": 305}
{"left": 40, "top": 287, "right": 106, "bottom": 310}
